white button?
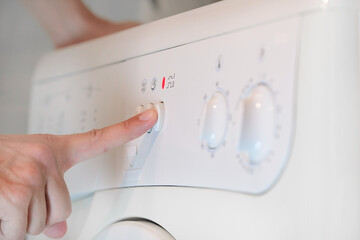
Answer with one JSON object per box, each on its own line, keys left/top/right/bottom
{"left": 136, "top": 105, "right": 144, "bottom": 114}
{"left": 145, "top": 103, "right": 154, "bottom": 110}
{"left": 153, "top": 102, "right": 165, "bottom": 132}
{"left": 201, "top": 92, "right": 228, "bottom": 150}
{"left": 238, "top": 84, "right": 275, "bottom": 164}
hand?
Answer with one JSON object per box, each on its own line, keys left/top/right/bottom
{"left": 0, "top": 109, "right": 157, "bottom": 239}
{"left": 22, "top": 0, "right": 140, "bottom": 49}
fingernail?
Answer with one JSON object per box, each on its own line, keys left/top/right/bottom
{"left": 139, "top": 109, "right": 155, "bottom": 121}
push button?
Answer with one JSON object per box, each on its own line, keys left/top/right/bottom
{"left": 136, "top": 105, "right": 144, "bottom": 114}
{"left": 153, "top": 102, "right": 165, "bottom": 132}
{"left": 137, "top": 102, "right": 165, "bottom": 133}
{"left": 145, "top": 103, "right": 154, "bottom": 110}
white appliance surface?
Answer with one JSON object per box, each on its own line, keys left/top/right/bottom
{"left": 28, "top": 0, "right": 360, "bottom": 239}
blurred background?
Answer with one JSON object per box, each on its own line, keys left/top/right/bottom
{"left": 0, "top": 0, "right": 219, "bottom": 134}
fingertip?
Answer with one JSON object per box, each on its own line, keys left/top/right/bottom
{"left": 137, "top": 109, "right": 158, "bottom": 134}
{"left": 43, "top": 221, "right": 67, "bottom": 239}
{"left": 138, "top": 108, "right": 158, "bottom": 122}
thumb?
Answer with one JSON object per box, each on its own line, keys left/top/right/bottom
{"left": 59, "top": 109, "right": 157, "bottom": 172}
{"left": 43, "top": 221, "right": 68, "bottom": 239}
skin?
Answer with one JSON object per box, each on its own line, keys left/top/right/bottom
{"left": 0, "top": 109, "right": 158, "bottom": 239}
{"left": 1, "top": 0, "right": 150, "bottom": 239}
{"left": 22, "top": 0, "right": 139, "bottom": 48}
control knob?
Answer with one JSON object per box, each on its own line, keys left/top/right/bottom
{"left": 238, "top": 84, "right": 276, "bottom": 164}
{"left": 200, "top": 91, "right": 229, "bottom": 151}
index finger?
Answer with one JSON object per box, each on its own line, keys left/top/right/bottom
{"left": 59, "top": 109, "right": 157, "bottom": 172}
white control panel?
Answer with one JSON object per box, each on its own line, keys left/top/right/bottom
{"left": 29, "top": 16, "right": 299, "bottom": 196}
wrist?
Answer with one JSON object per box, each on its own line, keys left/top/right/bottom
{"left": 23, "top": 0, "right": 102, "bottom": 48}
{"left": 48, "top": 0, "right": 104, "bottom": 48}
{"left": 23, "top": 0, "right": 140, "bottom": 49}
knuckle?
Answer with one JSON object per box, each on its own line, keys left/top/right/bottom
{"left": 6, "top": 186, "right": 32, "bottom": 209}
{"left": 2, "top": 163, "right": 45, "bottom": 202}
{"left": 28, "top": 212, "right": 46, "bottom": 235}
{"left": 22, "top": 162, "right": 45, "bottom": 187}
{"left": 27, "top": 223, "right": 45, "bottom": 236}
{"left": 48, "top": 204, "right": 72, "bottom": 225}
{"left": 88, "top": 128, "right": 103, "bottom": 143}
{"left": 41, "top": 134, "right": 54, "bottom": 144}
{"left": 28, "top": 142, "right": 53, "bottom": 162}
{"left": 7, "top": 159, "right": 45, "bottom": 188}
{"left": 121, "top": 120, "right": 142, "bottom": 140}
{"left": 121, "top": 120, "right": 139, "bottom": 140}
{"left": 47, "top": 182, "right": 72, "bottom": 225}
{"left": 121, "top": 119, "right": 131, "bottom": 130}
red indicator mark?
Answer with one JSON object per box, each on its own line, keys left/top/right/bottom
{"left": 162, "top": 77, "right": 166, "bottom": 89}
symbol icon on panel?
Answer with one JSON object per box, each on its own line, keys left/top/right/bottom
{"left": 84, "top": 83, "right": 100, "bottom": 98}
{"left": 151, "top": 78, "right": 157, "bottom": 91}
{"left": 215, "top": 55, "right": 224, "bottom": 72}
{"left": 141, "top": 79, "right": 147, "bottom": 94}
{"left": 258, "top": 46, "right": 266, "bottom": 63}
{"left": 161, "top": 73, "right": 176, "bottom": 90}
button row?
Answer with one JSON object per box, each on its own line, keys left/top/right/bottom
{"left": 137, "top": 101, "right": 165, "bottom": 132}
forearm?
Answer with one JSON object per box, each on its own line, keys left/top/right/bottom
{"left": 23, "top": 0, "right": 139, "bottom": 49}
{"left": 22, "top": 0, "right": 98, "bottom": 48}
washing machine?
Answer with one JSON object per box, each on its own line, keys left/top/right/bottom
{"left": 27, "top": 0, "right": 360, "bottom": 239}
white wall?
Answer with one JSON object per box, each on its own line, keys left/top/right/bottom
{"left": 0, "top": 0, "right": 218, "bottom": 134}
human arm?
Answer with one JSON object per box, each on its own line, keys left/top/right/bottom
{"left": 0, "top": 109, "right": 157, "bottom": 239}
{"left": 22, "top": 0, "right": 139, "bottom": 49}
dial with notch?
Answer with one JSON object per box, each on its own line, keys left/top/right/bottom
{"left": 237, "top": 84, "right": 276, "bottom": 164}
{"left": 200, "top": 91, "right": 229, "bottom": 151}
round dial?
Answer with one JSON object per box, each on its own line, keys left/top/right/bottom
{"left": 201, "top": 91, "right": 229, "bottom": 150}
{"left": 238, "top": 84, "right": 276, "bottom": 164}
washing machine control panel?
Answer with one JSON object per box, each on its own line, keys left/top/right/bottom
{"left": 200, "top": 91, "right": 229, "bottom": 151}
{"left": 29, "top": 17, "right": 299, "bottom": 196}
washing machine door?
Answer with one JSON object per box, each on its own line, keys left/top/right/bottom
{"left": 93, "top": 221, "right": 175, "bottom": 240}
